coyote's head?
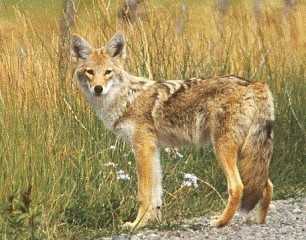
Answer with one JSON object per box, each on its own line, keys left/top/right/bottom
{"left": 71, "top": 33, "right": 126, "bottom": 96}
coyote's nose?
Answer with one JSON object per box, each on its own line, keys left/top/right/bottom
{"left": 94, "top": 85, "right": 103, "bottom": 94}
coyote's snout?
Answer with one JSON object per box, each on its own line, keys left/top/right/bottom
{"left": 71, "top": 32, "right": 275, "bottom": 230}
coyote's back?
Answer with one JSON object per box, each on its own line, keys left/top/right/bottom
{"left": 71, "top": 32, "right": 274, "bottom": 229}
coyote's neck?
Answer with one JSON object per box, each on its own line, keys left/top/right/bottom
{"left": 89, "top": 71, "right": 154, "bottom": 132}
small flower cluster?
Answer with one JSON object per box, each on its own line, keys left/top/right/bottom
{"left": 164, "top": 147, "right": 183, "bottom": 158}
{"left": 116, "top": 170, "right": 131, "bottom": 180}
{"left": 104, "top": 157, "right": 131, "bottom": 181}
{"left": 181, "top": 173, "right": 198, "bottom": 188}
{"left": 104, "top": 162, "right": 117, "bottom": 168}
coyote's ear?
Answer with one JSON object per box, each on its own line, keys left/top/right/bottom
{"left": 71, "top": 34, "right": 93, "bottom": 62}
{"left": 105, "top": 32, "right": 126, "bottom": 59}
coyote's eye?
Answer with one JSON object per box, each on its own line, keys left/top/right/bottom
{"left": 86, "top": 69, "right": 94, "bottom": 75}
{"left": 105, "top": 69, "right": 112, "bottom": 75}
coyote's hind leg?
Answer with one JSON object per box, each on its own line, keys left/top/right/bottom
{"left": 257, "top": 179, "right": 273, "bottom": 224}
{"left": 210, "top": 140, "right": 244, "bottom": 227}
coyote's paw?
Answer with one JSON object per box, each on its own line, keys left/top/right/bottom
{"left": 123, "top": 221, "right": 135, "bottom": 230}
{"left": 245, "top": 212, "right": 267, "bottom": 225}
{"left": 245, "top": 214, "right": 258, "bottom": 225}
{"left": 123, "top": 220, "right": 147, "bottom": 231}
{"left": 210, "top": 219, "right": 221, "bottom": 228}
{"left": 210, "top": 218, "right": 227, "bottom": 228}
{"left": 123, "top": 207, "right": 161, "bottom": 231}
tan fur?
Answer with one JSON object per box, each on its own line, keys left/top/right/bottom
{"left": 71, "top": 33, "right": 275, "bottom": 230}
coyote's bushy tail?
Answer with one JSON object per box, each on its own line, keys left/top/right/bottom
{"left": 239, "top": 87, "right": 274, "bottom": 211}
{"left": 239, "top": 119, "right": 274, "bottom": 211}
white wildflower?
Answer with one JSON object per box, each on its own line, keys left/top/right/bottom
{"left": 116, "top": 170, "right": 131, "bottom": 180}
{"left": 109, "top": 145, "right": 116, "bottom": 150}
{"left": 104, "top": 162, "right": 117, "bottom": 168}
{"left": 164, "top": 147, "right": 183, "bottom": 158}
{"left": 164, "top": 147, "right": 171, "bottom": 153}
{"left": 182, "top": 180, "right": 193, "bottom": 187}
{"left": 174, "top": 148, "right": 183, "bottom": 158}
{"left": 181, "top": 173, "right": 198, "bottom": 188}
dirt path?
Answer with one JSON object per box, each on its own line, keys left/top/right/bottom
{"left": 110, "top": 196, "right": 306, "bottom": 240}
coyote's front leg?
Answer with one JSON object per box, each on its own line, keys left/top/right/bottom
{"left": 123, "top": 133, "right": 162, "bottom": 230}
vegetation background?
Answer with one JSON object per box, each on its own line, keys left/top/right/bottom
{"left": 0, "top": 0, "right": 305, "bottom": 238}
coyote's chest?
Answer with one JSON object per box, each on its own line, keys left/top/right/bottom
{"left": 89, "top": 83, "right": 151, "bottom": 142}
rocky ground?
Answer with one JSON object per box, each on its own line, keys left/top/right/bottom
{"left": 110, "top": 196, "right": 306, "bottom": 240}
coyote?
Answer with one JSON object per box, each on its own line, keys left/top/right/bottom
{"left": 71, "top": 33, "right": 274, "bottom": 230}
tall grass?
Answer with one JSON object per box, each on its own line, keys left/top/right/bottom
{"left": 0, "top": 1, "right": 305, "bottom": 238}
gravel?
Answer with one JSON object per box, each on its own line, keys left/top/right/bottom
{"left": 110, "top": 196, "right": 306, "bottom": 240}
